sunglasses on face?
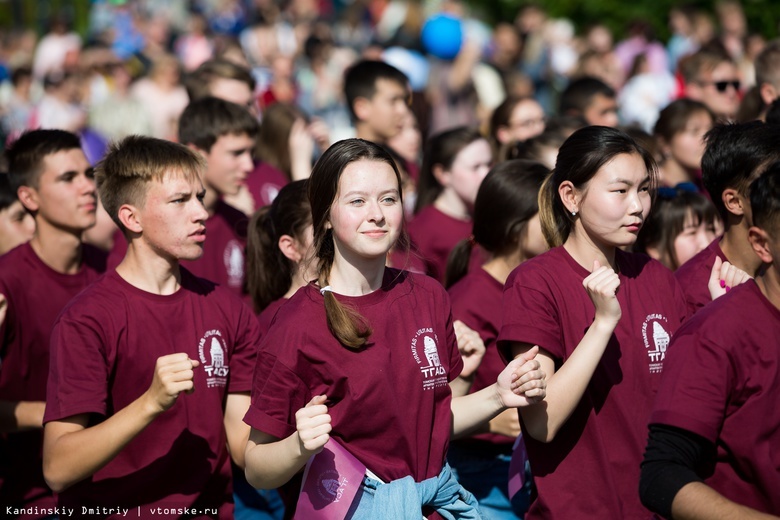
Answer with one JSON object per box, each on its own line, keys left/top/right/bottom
{"left": 702, "top": 80, "right": 741, "bottom": 93}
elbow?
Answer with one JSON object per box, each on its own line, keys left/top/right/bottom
{"left": 43, "top": 462, "right": 73, "bottom": 494}
{"left": 524, "top": 422, "right": 559, "bottom": 444}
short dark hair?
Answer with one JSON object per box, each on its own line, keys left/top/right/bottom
{"left": 343, "top": 60, "right": 409, "bottom": 121}
{"left": 634, "top": 189, "right": 720, "bottom": 270}
{"left": 178, "top": 97, "right": 259, "bottom": 151}
{"left": 750, "top": 163, "right": 780, "bottom": 237}
{"left": 654, "top": 98, "right": 715, "bottom": 143}
{"left": 701, "top": 122, "right": 780, "bottom": 222}
{"left": 5, "top": 129, "right": 82, "bottom": 191}
{"left": 0, "top": 173, "right": 19, "bottom": 211}
{"left": 185, "top": 59, "right": 256, "bottom": 101}
{"left": 559, "top": 76, "right": 615, "bottom": 118}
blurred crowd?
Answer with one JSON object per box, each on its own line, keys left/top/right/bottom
{"left": 0, "top": 0, "right": 775, "bottom": 160}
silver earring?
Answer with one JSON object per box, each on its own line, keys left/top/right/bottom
{"left": 571, "top": 210, "right": 577, "bottom": 216}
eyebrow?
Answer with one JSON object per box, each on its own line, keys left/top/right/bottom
{"left": 342, "top": 188, "right": 400, "bottom": 197}
{"left": 608, "top": 176, "right": 650, "bottom": 186}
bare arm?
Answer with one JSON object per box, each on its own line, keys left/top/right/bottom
{"left": 448, "top": 320, "right": 485, "bottom": 398}
{"left": 43, "top": 353, "right": 198, "bottom": 492}
{"left": 244, "top": 395, "right": 331, "bottom": 490}
{"left": 451, "top": 348, "right": 545, "bottom": 439}
{"left": 0, "top": 400, "right": 46, "bottom": 432}
{"left": 510, "top": 261, "right": 621, "bottom": 443}
{"left": 671, "top": 483, "right": 779, "bottom": 520}
{"left": 224, "top": 392, "right": 251, "bottom": 469}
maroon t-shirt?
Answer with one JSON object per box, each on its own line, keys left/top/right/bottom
{"left": 447, "top": 267, "right": 511, "bottom": 446}
{"left": 498, "top": 247, "right": 689, "bottom": 520}
{"left": 244, "top": 269, "right": 463, "bottom": 484}
{"left": 0, "top": 242, "right": 105, "bottom": 515}
{"left": 107, "top": 201, "right": 248, "bottom": 297}
{"left": 246, "top": 161, "right": 288, "bottom": 208}
{"left": 408, "top": 206, "right": 473, "bottom": 282}
{"left": 651, "top": 281, "right": 780, "bottom": 513}
{"left": 43, "top": 269, "right": 259, "bottom": 518}
{"left": 674, "top": 237, "right": 727, "bottom": 316}
{"left": 256, "top": 297, "right": 286, "bottom": 335}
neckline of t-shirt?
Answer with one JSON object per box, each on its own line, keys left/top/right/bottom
{"left": 307, "top": 268, "right": 404, "bottom": 307}
{"left": 23, "top": 242, "right": 92, "bottom": 286}
{"left": 108, "top": 269, "right": 190, "bottom": 303}
{"left": 475, "top": 266, "right": 504, "bottom": 290}
{"left": 558, "top": 246, "right": 630, "bottom": 279}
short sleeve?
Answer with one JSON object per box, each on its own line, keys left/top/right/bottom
{"left": 498, "top": 272, "right": 563, "bottom": 360}
{"left": 650, "top": 329, "right": 732, "bottom": 443}
{"left": 243, "top": 350, "right": 310, "bottom": 440}
{"left": 227, "top": 298, "right": 262, "bottom": 394}
{"left": 444, "top": 305, "right": 463, "bottom": 382}
{"left": 44, "top": 313, "right": 111, "bottom": 423}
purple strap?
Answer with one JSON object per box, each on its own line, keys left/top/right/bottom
{"left": 507, "top": 434, "right": 528, "bottom": 500}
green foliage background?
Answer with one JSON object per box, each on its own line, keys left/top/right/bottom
{"left": 469, "top": 0, "right": 780, "bottom": 42}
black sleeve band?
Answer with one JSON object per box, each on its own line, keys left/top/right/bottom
{"left": 639, "top": 423, "right": 717, "bottom": 519}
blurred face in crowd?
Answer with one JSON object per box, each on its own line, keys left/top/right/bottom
{"left": 692, "top": 61, "right": 741, "bottom": 120}
{"left": 355, "top": 78, "right": 410, "bottom": 143}
{"left": 0, "top": 200, "right": 35, "bottom": 254}
{"left": 583, "top": 93, "right": 619, "bottom": 127}
{"left": 667, "top": 110, "right": 713, "bottom": 171}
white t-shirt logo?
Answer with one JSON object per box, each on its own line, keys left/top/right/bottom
{"left": 198, "top": 329, "right": 230, "bottom": 387}
{"left": 642, "top": 314, "right": 670, "bottom": 374}
{"left": 410, "top": 328, "right": 447, "bottom": 390}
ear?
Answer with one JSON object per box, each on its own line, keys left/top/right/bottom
{"left": 722, "top": 188, "right": 745, "bottom": 216}
{"left": 278, "top": 234, "right": 303, "bottom": 263}
{"left": 760, "top": 82, "right": 778, "bottom": 107}
{"left": 496, "top": 126, "right": 512, "bottom": 145}
{"left": 748, "top": 226, "right": 773, "bottom": 264}
{"left": 353, "top": 96, "right": 372, "bottom": 122}
{"left": 118, "top": 203, "right": 143, "bottom": 234}
{"left": 16, "top": 185, "right": 40, "bottom": 213}
{"left": 558, "top": 180, "right": 579, "bottom": 214}
{"left": 684, "top": 82, "right": 703, "bottom": 102}
{"left": 432, "top": 164, "right": 450, "bottom": 187}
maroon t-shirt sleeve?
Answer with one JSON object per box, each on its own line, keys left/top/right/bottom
{"left": 498, "top": 271, "right": 562, "bottom": 360}
{"left": 443, "top": 304, "right": 464, "bottom": 381}
{"left": 244, "top": 351, "right": 310, "bottom": 440}
{"left": 227, "top": 298, "right": 262, "bottom": 394}
{"left": 651, "top": 331, "right": 731, "bottom": 443}
{"left": 44, "top": 313, "right": 111, "bottom": 422}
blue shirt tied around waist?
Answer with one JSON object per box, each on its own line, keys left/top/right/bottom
{"left": 357, "top": 463, "right": 482, "bottom": 519}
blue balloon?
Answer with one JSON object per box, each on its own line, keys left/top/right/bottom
{"left": 421, "top": 15, "right": 463, "bottom": 61}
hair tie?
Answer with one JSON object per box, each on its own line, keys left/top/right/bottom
{"left": 468, "top": 235, "right": 477, "bottom": 246}
{"left": 320, "top": 285, "right": 334, "bottom": 296}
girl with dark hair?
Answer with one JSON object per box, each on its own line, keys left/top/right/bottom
{"left": 243, "top": 139, "right": 546, "bottom": 518}
{"left": 245, "top": 179, "right": 314, "bottom": 316}
{"left": 445, "top": 160, "right": 549, "bottom": 519}
{"left": 236, "top": 181, "right": 314, "bottom": 520}
{"left": 634, "top": 186, "right": 722, "bottom": 270}
{"left": 653, "top": 98, "right": 714, "bottom": 189}
{"left": 498, "top": 126, "right": 690, "bottom": 519}
{"left": 409, "top": 127, "right": 492, "bottom": 282}
{"left": 489, "top": 96, "right": 546, "bottom": 159}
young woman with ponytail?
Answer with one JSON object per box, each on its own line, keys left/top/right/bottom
{"left": 243, "top": 139, "right": 547, "bottom": 518}
{"left": 444, "top": 160, "right": 549, "bottom": 519}
{"left": 498, "top": 126, "right": 689, "bottom": 519}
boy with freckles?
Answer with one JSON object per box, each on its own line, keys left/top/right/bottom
{"left": 43, "top": 136, "right": 259, "bottom": 518}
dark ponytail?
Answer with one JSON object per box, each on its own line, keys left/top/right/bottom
{"left": 446, "top": 159, "right": 549, "bottom": 286}
{"left": 245, "top": 180, "right": 311, "bottom": 313}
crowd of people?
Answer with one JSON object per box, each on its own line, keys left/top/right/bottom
{"left": 0, "top": 0, "right": 779, "bottom": 519}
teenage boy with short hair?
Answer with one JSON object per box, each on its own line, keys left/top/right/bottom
{"left": 675, "top": 121, "right": 780, "bottom": 314}
{"left": 344, "top": 60, "right": 411, "bottom": 145}
{"left": 558, "top": 76, "right": 619, "bottom": 127}
{"left": 108, "top": 97, "right": 257, "bottom": 297}
{"left": 640, "top": 166, "right": 780, "bottom": 519}
{"left": 0, "top": 129, "right": 104, "bottom": 514}
{"left": 43, "top": 135, "right": 258, "bottom": 517}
